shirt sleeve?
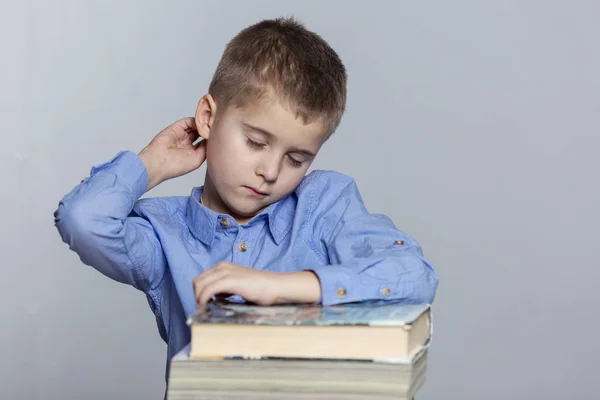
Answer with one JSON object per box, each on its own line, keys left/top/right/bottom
{"left": 54, "top": 151, "right": 167, "bottom": 292}
{"left": 307, "top": 174, "right": 439, "bottom": 306}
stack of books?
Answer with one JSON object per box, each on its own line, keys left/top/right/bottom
{"left": 167, "top": 299, "right": 433, "bottom": 399}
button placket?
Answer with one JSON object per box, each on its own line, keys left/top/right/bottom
{"left": 231, "top": 227, "right": 252, "bottom": 265}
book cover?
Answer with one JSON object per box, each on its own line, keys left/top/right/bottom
{"left": 187, "top": 299, "right": 430, "bottom": 327}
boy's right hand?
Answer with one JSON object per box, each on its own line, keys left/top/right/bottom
{"left": 138, "top": 117, "right": 207, "bottom": 191}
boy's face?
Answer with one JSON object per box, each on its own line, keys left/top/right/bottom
{"left": 196, "top": 93, "right": 329, "bottom": 224}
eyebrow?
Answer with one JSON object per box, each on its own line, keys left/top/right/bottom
{"left": 242, "top": 123, "right": 316, "bottom": 157}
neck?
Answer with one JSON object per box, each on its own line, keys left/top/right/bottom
{"left": 201, "top": 170, "right": 253, "bottom": 225}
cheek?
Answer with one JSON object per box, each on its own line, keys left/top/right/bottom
{"left": 208, "top": 138, "right": 256, "bottom": 178}
{"left": 208, "top": 128, "right": 245, "bottom": 160}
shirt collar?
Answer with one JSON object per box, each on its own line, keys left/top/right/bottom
{"left": 186, "top": 186, "right": 295, "bottom": 246}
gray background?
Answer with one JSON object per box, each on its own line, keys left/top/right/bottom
{"left": 2, "top": 0, "right": 598, "bottom": 399}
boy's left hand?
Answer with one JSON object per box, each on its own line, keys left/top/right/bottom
{"left": 193, "top": 262, "right": 321, "bottom": 307}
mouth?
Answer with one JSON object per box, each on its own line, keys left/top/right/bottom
{"left": 244, "top": 186, "right": 269, "bottom": 197}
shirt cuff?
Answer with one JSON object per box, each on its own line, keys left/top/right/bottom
{"left": 307, "top": 265, "right": 362, "bottom": 306}
{"left": 88, "top": 150, "right": 149, "bottom": 200}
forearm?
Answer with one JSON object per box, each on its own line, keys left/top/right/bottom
{"left": 310, "top": 253, "right": 438, "bottom": 306}
{"left": 138, "top": 147, "right": 167, "bottom": 191}
{"left": 275, "top": 271, "right": 322, "bottom": 304}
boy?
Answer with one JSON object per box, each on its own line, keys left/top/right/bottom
{"left": 54, "top": 17, "right": 439, "bottom": 379}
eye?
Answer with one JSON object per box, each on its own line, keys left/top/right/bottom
{"left": 287, "top": 155, "right": 303, "bottom": 168}
{"left": 246, "top": 137, "right": 266, "bottom": 149}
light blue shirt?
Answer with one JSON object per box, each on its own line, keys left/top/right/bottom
{"left": 54, "top": 150, "right": 438, "bottom": 378}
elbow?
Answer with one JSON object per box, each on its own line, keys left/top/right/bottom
{"left": 401, "top": 258, "right": 439, "bottom": 305}
{"left": 415, "top": 261, "right": 439, "bottom": 304}
{"left": 53, "top": 191, "right": 142, "bottom": 289}
{"left": 417, "top": 277, "right": 438, "bottom": 304}
{"left": 54, "top": 200, "right": 97, "bottom": 251}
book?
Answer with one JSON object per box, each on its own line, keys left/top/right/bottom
{"left": 167, "top": 344, "right": 428, "bottom": 400}
{"left": 186, "top": 299, "right": 431, "bottom": 362}
{"left": 168, "top": 300, "right": 433, "bottom": 399}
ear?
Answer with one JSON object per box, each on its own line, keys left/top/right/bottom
{"left": 194, "top": 94, "right": 217, "bottom": 140}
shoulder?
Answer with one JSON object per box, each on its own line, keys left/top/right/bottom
{"left": 295, "top": 169, "right": 359, "bottom": 200}
{"left": 294, "top": 169, "right": 366, "bottom": 223}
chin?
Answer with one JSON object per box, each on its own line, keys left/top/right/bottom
{"left": 223, "top": 197, "right": 265, "bottom": 218}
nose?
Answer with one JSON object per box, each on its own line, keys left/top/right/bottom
{"left": 256, "top": 153, "right": 281, "bottom": 183}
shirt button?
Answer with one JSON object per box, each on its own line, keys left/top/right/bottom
{"left": 238, "top": 242, "right": 248, "bottom": 252}
{"left": 381, "top": 287, "right": 391, "bottom": 296}
{"left": 220, "top": 218, "right": 230, "bottom": 228}
{"left": 394, "top": 240, "right": 405, "bottom": 245}
{"left": 336, "top": 288, "right": 347, "bottom": 298}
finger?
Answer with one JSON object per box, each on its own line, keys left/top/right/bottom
{"left": 192, "top": 262, "right": 233, "bottom": 292}
{"left": 195, "top": 266, "right": 235, "bottom": 306}
{"left": 193, "top": 270, "right": 222, "bottom": 295}
{"left": 194, "top": 269, "right": 229, "bottom": 305}
{"left": 168, "top": 118, "right": 196, "bottom": 141}
{"left": 193, "top": 271, "right": 221, "bottom": 302}
{"left": 198, "top": 277, "right": 237, "bottom": 307}
{"left": 187, "top": 129, "right": 201, "bottom": 145}
{"left": 176, "top": 117, "right": 196, "bottom": 131}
